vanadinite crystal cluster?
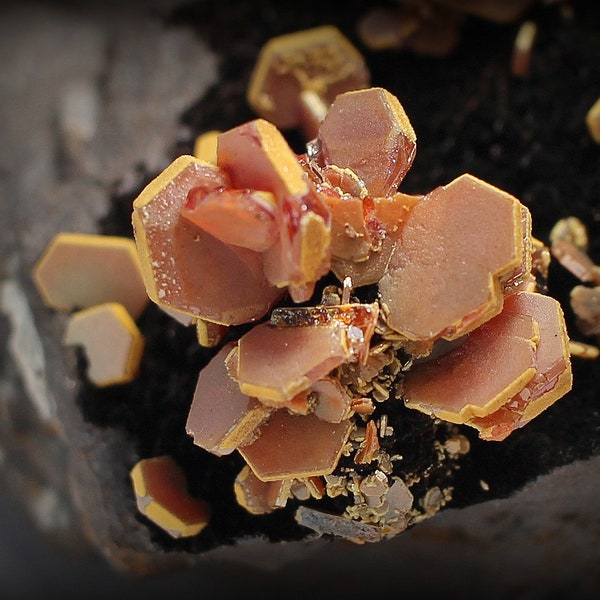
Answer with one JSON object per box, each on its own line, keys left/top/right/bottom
{"left": 131, "top": 87, "right": 573, "bottom": 542}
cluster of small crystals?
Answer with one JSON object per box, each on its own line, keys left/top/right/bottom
{"left": 550, "top": 216, "right": 600, "bottom": 360}
{"left": 131, "top": 86, "right": 573, "bottom": 542}
{"left": 32, "top": 233, "right": 148, "bottom": 387}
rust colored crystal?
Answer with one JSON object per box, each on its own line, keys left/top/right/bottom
{"left": 586, "top": 96, "right": 600, "bottom": 144}
{"left": 404, "top": 290, "right": 572, "bottom": 439}
{"left": 118, "top": 84, "right": 574, "bottom": 540}
{"left": 186, "top": 343, "right": 272, "bottom": 456}
{"left": 130, "top": 456, "right": 210, "bottom": 539}
{"left": 132, "top": 155, "right": 283, "bottom": 325}
{"left": 181, "top": 187, "right": 279, "bottom": 253}
{"left": 329, "top": 192, "right": 422, "bottom": 287}
{"left": 270, "top": 302, "right": 378, "bottom": 363}
{"left": 238, "top": 410, "right": 352, "bottom": 481}
{"left": 403, "top": 302, "right": 539, "bottom": 424}
{"left": 469, "top": 291, "right": 572, "bottom": 440}
{"left": 379, "top": 173, "right": 527, "bottom": 341}
{"left": 217, "top": 118, "right": 330, "bottom": 301}
{"left": 193, "top": 130, "right": 220, "bottom": 163}
{"left": 236, "top": 321, "right": 352, "bottom": 403}
{"left": 317, "top": 87, "right": 416, "bottom": 197}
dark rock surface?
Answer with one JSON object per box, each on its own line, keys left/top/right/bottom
{"left": 1, "top": 0, "right": 599, "bottom": 597}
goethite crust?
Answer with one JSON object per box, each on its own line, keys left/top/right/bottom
{"left": 33, "top": 85, "right": 572, "bottom": 546}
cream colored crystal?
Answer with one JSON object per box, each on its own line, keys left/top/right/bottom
{"left": 33, "top": 232, "right": 149, "bottom": 319}
{"left": 63, "top": 302, "right": 145, "bottom": 387}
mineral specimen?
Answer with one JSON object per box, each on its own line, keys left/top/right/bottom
{"left": 130, "top": 456, "right": 211, "bottom": 539}
{"left": 126, "top": 86, "right": 573, "bottom": 543}
{"left": 247, "top": 25, "right": 370, "bottom": 139}
{"left": 33, "top": 232, "right": 149, "bottom": 318}
{"left": 63, "top": 302, "right": 145, "bottom": 387}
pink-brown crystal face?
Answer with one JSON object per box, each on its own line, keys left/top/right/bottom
{"left": 403, "top": 304, "right": 539, "bottom": 424}
{"left": 217, "top": 119, "right": 331, "bottom": 301}
{"left": 468, "top": 291, "right": 572, "bottom": 440}
{"left": 403, "top": 290, "right": 572, "bottom": 439}
{"left": 132, "top": 155, "right": 283, "bottom": 325}
{"left": 186, "top": 343, "right": 272, "bottom": 456}
{"left": 317, "top": 87, "right": 417, "bottom": 197}
{"left": 238, "top": 410, "right": 352, "bottom": 481}
{"left": 181, "top": 187, "right": 279, "bottom": 253}
{"left": 269, "top": 302, "right": 379, "bottom": 363}
{"left": 236, "top": 321, "right": 352, "bottom": 403}
{"left": 379, "top": 173, "right": 527, "bottom": 341}
{"left": 130, "top": 456, "right": 210, "bottom": 538}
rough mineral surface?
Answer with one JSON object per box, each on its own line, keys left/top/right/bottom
{"left": 2, "top": 2, "right": 599, "bottom": 597}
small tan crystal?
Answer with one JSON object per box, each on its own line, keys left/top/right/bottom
{"left": 234, "top": 465, "right": 292, "bottom": 515}
{"left": 33, "top": 232, "right": 149, "bottom": 319}
{"left": 130, "top": 456, "right": 210, "bottom": 539}
{"left": 63, "top": 302, "right": 145, "bottom": 387}
{"left": 586, "top": 97, "right": 600, "bottom": 144}
{"left": 247, "top": 25, "right": 370, "bottom": 138}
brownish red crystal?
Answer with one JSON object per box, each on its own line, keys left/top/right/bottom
{"left": 130, "top": 86, "right": 573, "bottom": 542}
